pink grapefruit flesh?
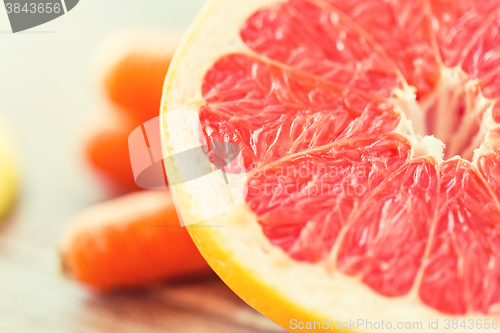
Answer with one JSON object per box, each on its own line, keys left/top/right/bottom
{"left": 198, "top": 0, "right": 500, "bottom": 315}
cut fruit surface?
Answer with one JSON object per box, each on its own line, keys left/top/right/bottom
{"left": 161, "top": 0, "right": 500, "bottom": 331}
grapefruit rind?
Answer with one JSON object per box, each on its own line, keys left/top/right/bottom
{"left": 161, "top": 0, "right": 500, "bottom": 331}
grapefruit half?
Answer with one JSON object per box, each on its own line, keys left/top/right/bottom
{"left": 161, "top": 0, "right": 500, "bottom": 331}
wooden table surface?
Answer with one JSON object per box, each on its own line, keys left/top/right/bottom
{"left": 0, "top": 1, "right": 287, "bottom": 332}
{"left": 0, "top": 220, "right": 285, "bottom": 333}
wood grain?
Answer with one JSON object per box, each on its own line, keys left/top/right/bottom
{"left": 0, "top": 219, "right": 286, "bottom": 333}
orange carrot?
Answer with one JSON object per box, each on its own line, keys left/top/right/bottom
{"left": 60, "top": 190, "right": 212, "bottom": 291}
{"left": 101, "top": 35, "right": 179, "bottom": 124}
{"left": 84, "top": 117, "right": 139, "bottom": 192}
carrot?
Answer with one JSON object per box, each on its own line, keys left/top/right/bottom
{"left": 100, "top": 33, "right": 180, "bottom": 124}
{"left": 84, "top": 116, "right": 139, "bottom": 192}
{"left": 60, "top": 190, "right": 212, "bottom": 291}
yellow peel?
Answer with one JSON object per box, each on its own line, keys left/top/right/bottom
{"left": 160, "top": 1, "right": 498, "bottom": 332}
{"left": 0, "top": 117, "right": 18, "bottom": 221}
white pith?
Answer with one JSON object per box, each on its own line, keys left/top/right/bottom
{"left": 160, "top": 0, "right": 500, "bottom": 331}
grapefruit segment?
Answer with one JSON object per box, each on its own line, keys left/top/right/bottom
{"left": 480, "top": 75, "right": 500, "bottom": 100}
{"left": 337, "top": 159, "right": 439, "bottom": 297}
{"left": 420, "top": 159, "right": 500, "bottom": 314}
{"left": 320, "top": 0, "right": 439, "bottom": 99}
{"left": 201, "top": 54, "right": 402, "bottom": 168}
{"left": 494, "top": 103, "right": 500, "bottom": 123}
{"left": 247, "top": 134, "right": 411, "bottom": 262}
{"left": 478, "top": 152, "right": 500, "bottom": 202}
{"left": 463, "top": 17, "right": 500, "bottom": 80}
{"left": 430, "top": 0, "right": 500, "bottom": 68}
{"left": 161, "top": 0, "right": 500, "bottom": 330}
{"left": 240, "top": 0, "right": 403, "bottom": 97}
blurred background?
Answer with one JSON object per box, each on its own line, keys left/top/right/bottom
{"left": 0, "top": 1, "right": 284, "bottom": 332}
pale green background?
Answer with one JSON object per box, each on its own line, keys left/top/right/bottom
{"left": 0, "top": 0, "right": 205, "bottom": 245}
{"left": 0, "top": 3, "right": 288, "bottom": 332}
